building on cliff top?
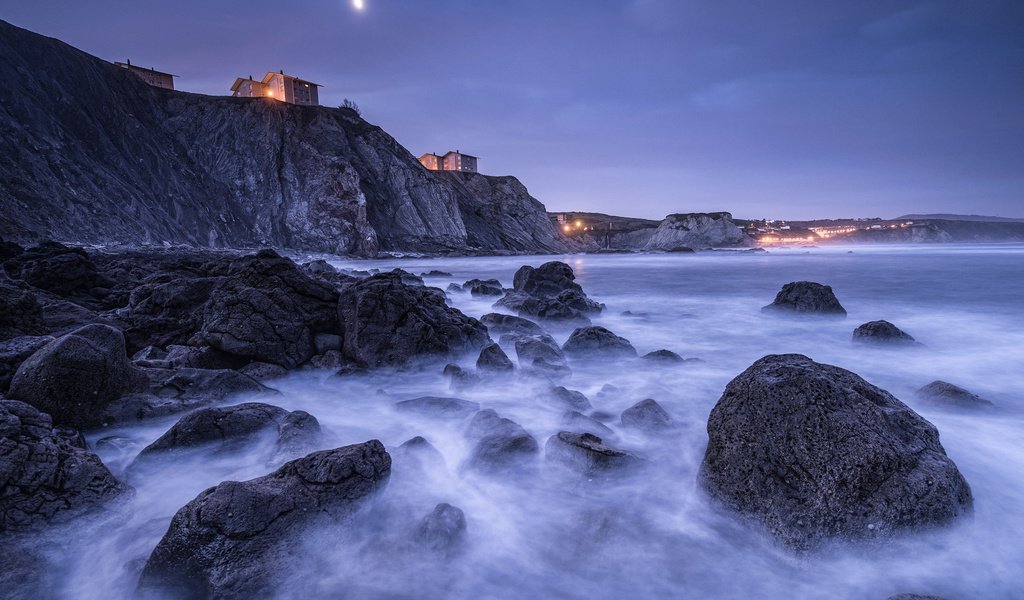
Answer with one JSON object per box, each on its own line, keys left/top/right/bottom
{"left": 418, "top": 150, "right": 478, "bottom": 173}
{"left": 230, "top": 71, "right": 321, "bottom": 106}
{"left": 115, "top": 60, "right": 175, "bottom": 89}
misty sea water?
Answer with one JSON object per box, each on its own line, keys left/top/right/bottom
{"left": 72, "top": 244, "right": 1024, "bottom": 599}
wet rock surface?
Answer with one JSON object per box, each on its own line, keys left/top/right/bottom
{"left": 620, "top": 399, "right": 674, "bottom": 432}
{"left": 476, "top": 342, "right": 514, "bottom": 372}
{"left": 853, "top": 320, "right": 919, "bottom": 345}
{"left": 762, "top": 281, "right": 847, "bottom": 316}
{"left": 495, "top": 261, "right": 604, "bottom": 321}
{"left": 916, "top": 380, "right": 995, "bottom": 410}
{"left": 395, "top": 396, "right": 481, "bottom": 419}
{"left": 0, "top": 399, "right": 129, "bottom": 531}
{"left": 137, "top": 440, "right": 391, "bottom": 599}
{"left": 700, "top": 354, "right": 973, "bottom": 551}
{"left": 562, "top": 326, "right": 638, "bottom": 359}
{"left": 414, "top": 502, "right": 467, "bottom": 556}
{"left": 464, "top": 409, "right": 539, "bottom": 473}
{"left": 338, "top": 271, "right": 489, "bottom": 368}
{"left": 549, "top": 386, "right": 592, "bottom": 410}
{"left": 545, "top": 431, "right": 641, "bottom": 475}
{"left": 479, "top": 313, "right": 544, "bottom": 337}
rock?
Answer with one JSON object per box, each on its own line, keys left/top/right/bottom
{"left": 313, "top": 333, "right": 343, "bottom": 354}
{"left": 666, "top": 246, "right": 696, "bottom": 253}
{"left": 338, "top": 271, "right": 489, "bottom": 368}
{"left": 420, "top": 270, "right": 452, "bottom": 278}
{"left": 479, "top": 313, "right": 544, "bottom": 336}
{"left": 561, "top": 411, "right": 615, "bottom": 438}
{"left": 886, "top": 595, "right": 950, "bottom": 600}
{"left": 2, "top": 242, "right": 99, "bottom": 298}
{"left": 389, "top": 269, "right": 425, "bottom": 287}
{"left": 394, "top": 435, "right": 446, "bottom": 471}
{"left": 620, "top": 399, "right": 674, "bottom": 432}
{"left": 476, "top": 343, "right": 514, "bottom": 372}
{"left": 442, "top": 363, "right": 482, "bottom": 390}
{"left": 131, "top": 403, "right": 289, "bottom": 464}
{"left": 273, "top": 410, "right": 322, "bottom": 461}
{"left": 394, "top": 396, "right": 480, "bottom": 419}
{"left": 549, "top": 386, "right": 592, "bottom": 410}
{"left": 853, "top": 320, "right": 919, "bottom": 345}
{"left": 198, "top": 251, "right": 340, "bottom": 368}
{"left": 8, "top": 324, "right": 147, "bottom": 429}
{"left": 641, "top": 349, "right": 685, "bottom": 363}
{"left": 1, "top": 399, "right": 129, "bottom": 532}
{"left": 0, "top": 283, "right": 46, "bottom": 340}
{"left": 307, "top": 350, "right": 345, "bottom": 370}
{"left": 699, "top": 354, "right": 973, "bottom": 551}
{"left": 445, "top": 283, "right": 465, "bottom": 294}
{"left": 0, "top": 335, "right": 52, "bottom": 391}
{"left": 463, "top": 278, "right": 503, "bottom": 296}
{"left": 495, "top": 261, "right": 604, "bottom": 321}
{"left": 0, "top": 239, "right": 23, "bottom": 260}
{"left": 163, "top": 345, "right": 246, "bottom": 370}
{"left": 102, "top": 367, "right": 270, "bottom": 425}
{"left": 641, "top": 213, "right": 752, "bottom": 250}
{"left": 239, "top": 361, "right": 289, "bottom": 381}
{"left": 762, "top": 281, "right": 847, "bottom": 316}
{"left": 916, "top": 380, "right": 995, "bottom": 410}
{"left": 464, "top": 409, "right": 539, "bottom": 473}
{"left": 414, "top": 503, "right": 467, "bottom": 557}
{"left": 562, "top": 326, "right": 638, "bottom": 359}
{"left": 545, "top": 431, "right": 641, "bottom": 475}
{"left": 132, "top": 345, "right": 168, "bottom": 364}
{"left": 513, "top": 334, "right": 566, "bottom": 365}
{"left": 125, "top": 275, "right": 222, "bottom": 353}
{"left": 137, "top": 440, "right": 391, "bottom": 598}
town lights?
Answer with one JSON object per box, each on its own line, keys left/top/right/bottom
{"left": 575, "top": 220, "right": 583, "bottom": 228}
{"left": 563, "top": 225, "right": 571, "bottom": 233}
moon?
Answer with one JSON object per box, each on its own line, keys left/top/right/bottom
{"left": 353, "top": 0, "right": 365, "bottom": 10}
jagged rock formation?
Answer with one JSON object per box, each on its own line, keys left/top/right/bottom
{"left": 573, "top": 212, "right": 754, "bottom": 251}
{"left": 0, "top": 20, "right": 569, "bottom": 256}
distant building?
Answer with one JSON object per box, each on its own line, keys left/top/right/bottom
{"left": 231, "top": 71, "right": 321, "bottom": 106}
{"left": 115, "top": 60, "right": 175, "bottom": 90}
{"left": 418, "top": 150, "right": 479, "bottom": 173}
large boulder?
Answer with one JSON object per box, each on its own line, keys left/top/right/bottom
{"left": 852, "top": 320, "right": 919, "bottom": 345}
{"left": 2, "top": 242, "right": 99, "bottom": 298}
{"left": 125, "top": 275, "right": 222, "bottom": 353}
{"left": 138, "top": 440, "right": 391, "bottom": 598}
{"left": 511, "top": 334, "right": 571, "bottom": 377}
{"left": 620, "top": 399, "right": 674, "bottom": 432}
{"left": 338, "top": 271, "right": 489, "bottom": 367}
{"left": 1, "top": 399, "right": 129, "bottom": 532}
{"left": 463, "top": 409, "right": 539, "bottom": 473}
{"left": 495, "top": 261, "right": 604, "bottom": 321}
{"left": 198, "top": 251, "right": 340, "bottom": 368}
{"left": 479, "top": 313, "right": 544, "bottom": 336}
{"left": 0, "top": 335, "right": 52, "bottom": 392}
{"left": 700, "top": 354, "right": 973, "bottom": 551}
{"left": 916, "top": 380, "right": 994, "bottom": 411}
{"left": 762, "top": 282, "right": 847, "bottom": 316}
{"left": 548, "top": 386, "right": 592, "bottom": 411}
{"left": 545, "top": 431, "right": 641, "bottom": 476}
{"left": 562, "top": 326, "right": 638, "bottom": 359}
{"left": 131, "top": 403, "right": 290, "bottom": 465}
{"left": 476, "top": 342, "right": 514, "bottom": 372}
{"left": 414, "top": 503, "right": 467, "bottom": 557}
{"left": 0, "top": 283, "right": 46, "bottom": 340}
{"left": 8, "top": 324, "right": 147, "bottom": 429}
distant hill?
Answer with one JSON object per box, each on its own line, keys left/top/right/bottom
{"left": 897, "top": 214, "right": 1024, "bottom": 223}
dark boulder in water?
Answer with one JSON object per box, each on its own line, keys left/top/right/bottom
{"left": 562, "top": 326, "right": 637, "bottom": 359}
{"left": 338, "top": 271, "right": 489, "bottom": 368}
{"left": 886, "top": 595, "right": 950, "bottom": 600}
{"left": 916, "top": 380, "right": 995, "bottom": 411}
{"left": 620, "top": 399, "right": 674, "bottom": 432}
{"left": 762, "top": 281, "right": 847, "bottom": 316}
{"left": 414, "top": 503, "right": 467, "bottom": 557}
{"left": 420, "top": 270, "right": 452, "bottom": 278}
{"left": 513, "top": 334, "right": 567, "bottom": 366}
{"left": 131, "top": 402, "right": 290, "bottom": 464}
{"left": 272, "top": 410, "right": 323, "bottom": 462}
{"left": 8, "top": 324, "right": 147, "bottom": 429}
{"left": 464, "top": 409, "right": 539, "bottom": 473}
{"left": 238, "top": 361, "right": 289, "bottom": 381}
{"left": 442, "top": 363, "right": 482, "bottom": 390}
{"left": 852, "top": 320, "right": 919, "bottom": 345}
{"left": 476, "top": 342, "right": 514, "bottom": 372}
{"left": 138, "top": 440, "right": 391, "bottom": 599}
{"left": 641, "top": 349, "right": 685, "bottom": 363}
{"left": 394, "top": 435, "right": 446, "bottom": 470}
{"left": 0, "top": 399, "right": 129, "bottom": 532}
{"left": 463, "top": 278, "right": 503, "bottom": 296}
{"left": 479, "top": 313, "right": 544, "bottom": 337}
{"left": 561, "top": 410, "right": 615, "bottom": 438}
{"left": 495, "top": 261, "right": 604, "bottom": 321}
{"left": 545, "top": 431, "right": 641, "bottom": 476}
{"left": 700, "top": 354, "right": 973, "bottom": 551}
{"left": 548, "top": 386, "right": 592, "bottom": 411}
{"left": 198, "top": 250, "right": 340, "bottom": 369}
{"left": 395, "top": 396, "right": 480, "bottom": 419}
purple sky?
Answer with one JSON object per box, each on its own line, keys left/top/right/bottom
{"left": 4, "top": 1, "right": 1023, "bottom": 220}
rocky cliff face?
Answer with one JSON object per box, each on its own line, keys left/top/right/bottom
{"left": 577, "top": 212, "right": 752, "bottom": 250}
{"left": 0, "top": 20, "right": 569, "bottom": 256}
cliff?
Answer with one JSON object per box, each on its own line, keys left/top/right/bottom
{"left": 575, "top": 212, "right": 753, "bottom": 250}
{"left": 0, "top": 20, "right": 569, "bottom": 256}
{"left": 845, "top": 220, "right": 1024, "bottom": 244}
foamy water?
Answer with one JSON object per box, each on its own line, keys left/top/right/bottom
{"left": 56, "top": 244, "right": 1024, "bottom": 599}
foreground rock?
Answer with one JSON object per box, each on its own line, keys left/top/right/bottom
{"left": 852, "top": 320, "right": 919, "bottom": 345}
{"left": 463, "top": 409, "right": 539, "bottom": 473}
{"left": 562, "top": 326, "right": 637, "bottom": 359}
{"left": 1, "top": 400, "right": 129, "bottom": 531}
{"left": 620, "top": 399, "right": 674, "bottom": 432}
{"left": 495, "top": 261, "right": 603, "bottom": 321}
{"left": 511, "top": 334, "right": 571, "bottom": 377}
{"left": 138, "top": 440, "right": 391, "bottom": 598}
{"left": 338, "top": 271, "right": 489, "bottom": 367}
{"left": 476, "top": 342, "right": 514, "bottom": 372}
{"left": 8, "top": 324, "right": 146, "bottom": 429}
{"left": 395, "top": 396, "right": 480, "bottom": 419}
{"left": 700, "top": 354, "right": 973, "bottom": 551}
{"left": 0, "top": 335, "right": 51, "bottom": 392}
{"left": 414, "top": 503, "right": 467, "bottom": 557}
{"left": 479, "top": 313, "right": 544, "bottom": 337}
{"left": 762, "top": 282, "right": 847, "bottom": 316}
{"left": 916, "top": 381, "right": 995, "bottom": 411}
{"left": 545, "top": 432, "right": 641, "bottom": 476}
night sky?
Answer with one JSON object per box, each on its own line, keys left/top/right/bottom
{"left": 3, "top": 1, "right": 1022, "bottom": 220}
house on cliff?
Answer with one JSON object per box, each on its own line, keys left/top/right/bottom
{"left": 115, "top": 60, "right": 175, "bottom": 89}
{"left": 418, "top": 150, "right": 478, "bottom": 173}
{"left": 231, "top": 71, "right": 320, "bottom": 106}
